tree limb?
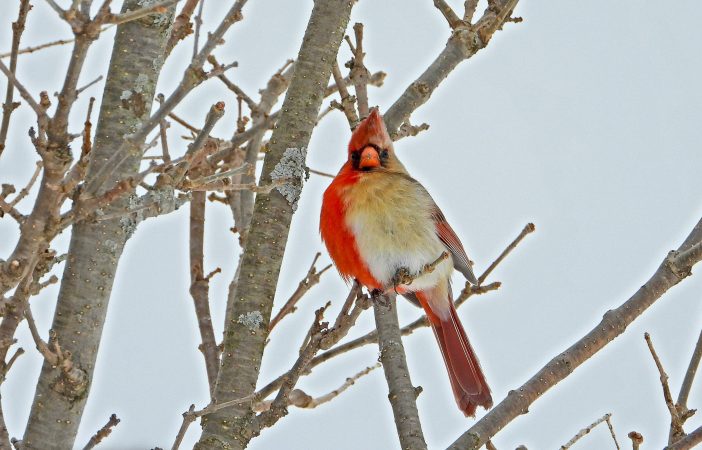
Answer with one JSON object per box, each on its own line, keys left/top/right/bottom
{"left": 374, "top": 294, "right": 427, "bottom": 450}
{"left": 447, "top": 216, "right": 702, "bottom": 450}
{"left": 196, "top": 1, "right": 354, "bottom": 448}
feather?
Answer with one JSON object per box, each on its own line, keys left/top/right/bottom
{"left": 433, "top": 208, "right": 479, "bottom": 285}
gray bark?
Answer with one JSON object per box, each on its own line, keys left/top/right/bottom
{"left": 22, "top": 3, "right": 175, "bottom": 448}
{"left": 195, "top": 1, "right": 353, "bottom": 448}
{"left": 374, "top": 296, "right": 428, "bottom": 450}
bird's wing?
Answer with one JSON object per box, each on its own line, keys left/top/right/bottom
{"left": 432, "top": 207, "right": 479, "bottom": 285}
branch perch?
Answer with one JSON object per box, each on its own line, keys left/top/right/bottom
{"left": 448, "top": 216, "right": 702, "bottom": 449}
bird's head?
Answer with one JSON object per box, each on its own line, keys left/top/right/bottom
{"left": 347, "top": 108, "right": 401, "bottom": 172}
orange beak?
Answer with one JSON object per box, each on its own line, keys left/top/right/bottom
{"left": 359, "top": 146, "right": 381, "bottom": 169}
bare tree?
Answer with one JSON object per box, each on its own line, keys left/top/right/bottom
{"left": 1, "top": 1, "right": 701, "bottom": 449}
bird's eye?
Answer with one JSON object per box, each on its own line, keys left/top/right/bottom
{"left": 380, "top": 149, "right": 389, "bottom": 159}
{"left": 351, "top": 152, "right": 360, "bottom": 162}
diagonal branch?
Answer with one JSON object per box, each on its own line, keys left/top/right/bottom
{"left": 560, "top": 413, "right": 614, "bottom": 450}
{"left": 677, "top": 329, "right": 702, "bottom": 414}
{"left": 448, "top": 216, "right": 702, "bottom": 450}
{"left": 665, "top": 425, "right": 702, "bottom": 450}
{"left": 269, "top": 252, "right": 332, "bottom": 331}
{"left": 384, "top": 0, "right": 520, "bottom": 138}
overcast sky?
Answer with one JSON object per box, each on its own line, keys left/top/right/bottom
{"left": 2, "top": 1, "right": 702, "bottom": 449}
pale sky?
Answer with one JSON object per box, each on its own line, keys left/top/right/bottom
{"left": 2, "top": 1, "right": 702, "bottom": 449}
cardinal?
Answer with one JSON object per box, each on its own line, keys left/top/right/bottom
{"left": 319, "top": 108, "right": 492, "bottom": 416}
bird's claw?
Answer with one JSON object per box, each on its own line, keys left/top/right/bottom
{"left": 392, "top": 267, "right": 414, "bottom": 293}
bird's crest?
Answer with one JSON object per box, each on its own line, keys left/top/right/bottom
{"left": 348, "top": 108, "right": 392, "bottom": 154}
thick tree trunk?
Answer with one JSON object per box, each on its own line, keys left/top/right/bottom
{"left": 196, "top": 1, "right": 353, "bottom": 448}
{"left": 22, "top": 3, "right": 174, "bottom": 448}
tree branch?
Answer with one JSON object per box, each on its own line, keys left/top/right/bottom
{"left": 269, "top": 252, "right": 332, "bottom": 331}
{"left": 447, "top": 216, "right": 702, "bottom": 450}
{"left": 189, "top": 190, "right": 220, "bottom": 398}
{"left": 80, "top": 414, "right": 120, "bottom": 450}
{"left": 665, "top": 425, "right": 702, "bottom": 450}
{"left": 0, "top": 0, "right": 32, "bottom": 158}
{"left": 374, "top": 294, "right": 427, "bottom": 449}
{"left": 559, "top": 413, "right": 616, "bottom": 450}
{"left": 644, "top": 332, "right": 686, "bottom": 444}
{"left": 677, "top": 329, "right": 702, "bottom": 415}
{"left": 196, "top": 1, "right": 354, "bottom": 447}
{"left": 255, "top": 223, "right": 530, "bottom": 401}
{"left": 384, "top": 0, "right": 520, "bottom": 138}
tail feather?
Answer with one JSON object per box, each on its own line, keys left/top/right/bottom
{"left": 417, "top": 291, "right": 492, "bottom": 417}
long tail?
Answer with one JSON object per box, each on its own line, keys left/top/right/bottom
{"left": 415, "top": 290, "right": 493, "bottom": 417}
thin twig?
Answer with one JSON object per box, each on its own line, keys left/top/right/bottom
{"left": 330, "top": 62, "right": 359, "bottom": 128}
{"left": 479, "top": 222, "right": 535, "bottom": 284}
{"left": 75, "top": 75, "right": 103, "bottom": 97}
{"left": 0, "top": 37, "right": 75, "bottom": 59}
{"left": 605, "top": 414, "right": 621, "bottom": 450}
{"left": 269, "top": 253, "right": 332, "bottom": 331}
{"left": 81, "top": 414, "right": 120, "bottom": 450}
{"left": 560, "top": 413, "right": 612, "bottom": 449}
{"left": 348, "top": 23, "right": 370, "bottom": 119}
{"left": 645, "top": 332, "right": 684, "bottom": 442}
{"left": 2, "top": 347, "right": 24, "bottom": 381}
{"left": 7, "top": 162, "right": 43, "bottom": 208}
{"left": 253, "top": 363, "right": 380, "bottom": 412}
{"left": 0, "top": 59, "right": 45, "bottom": 118}
{"left": 192, "top": 0, "right": 205, "bottom": 59}
{"left": 308, "top": 168, "right": 334, "bottom": 178}
{"left": 209, "top": 55, "right": 257, "bottom": 113}
{"left": 0, "top": 0, "right": 32, "bottom": 157}
{"left": 157, "top": 95, "right": 172, "bottom": 164}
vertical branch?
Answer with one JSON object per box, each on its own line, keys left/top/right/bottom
{"left": 196, "top": 1, "right": 354, "bottom": 448}
{"left": 189, "top": 191, "right": 220, "bottom": 397}
{"left": 373, "top": 295, "right": 427, "bottom": 450}
{"left": 229, "top": 62, "right": 293, "bottom": 244}
{"left": 0, "top": 0, "right": 32, "bottom": 157}
{"left": 22, "top": 3, "right": 177, "bottom": 448}
{"left": 348, "top": 23, "right": 370, "bottom": 119}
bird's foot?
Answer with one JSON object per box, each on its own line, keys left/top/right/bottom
{"left": 391, "top": 266, "right": 414, "bottom": 293}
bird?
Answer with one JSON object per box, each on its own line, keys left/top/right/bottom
{"left": 319, "top": 108, "right": 492, "bottom": 417}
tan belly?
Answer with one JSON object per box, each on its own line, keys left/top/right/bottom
{"left": 343, "top": 172, "right": 453, "bottom": 289}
